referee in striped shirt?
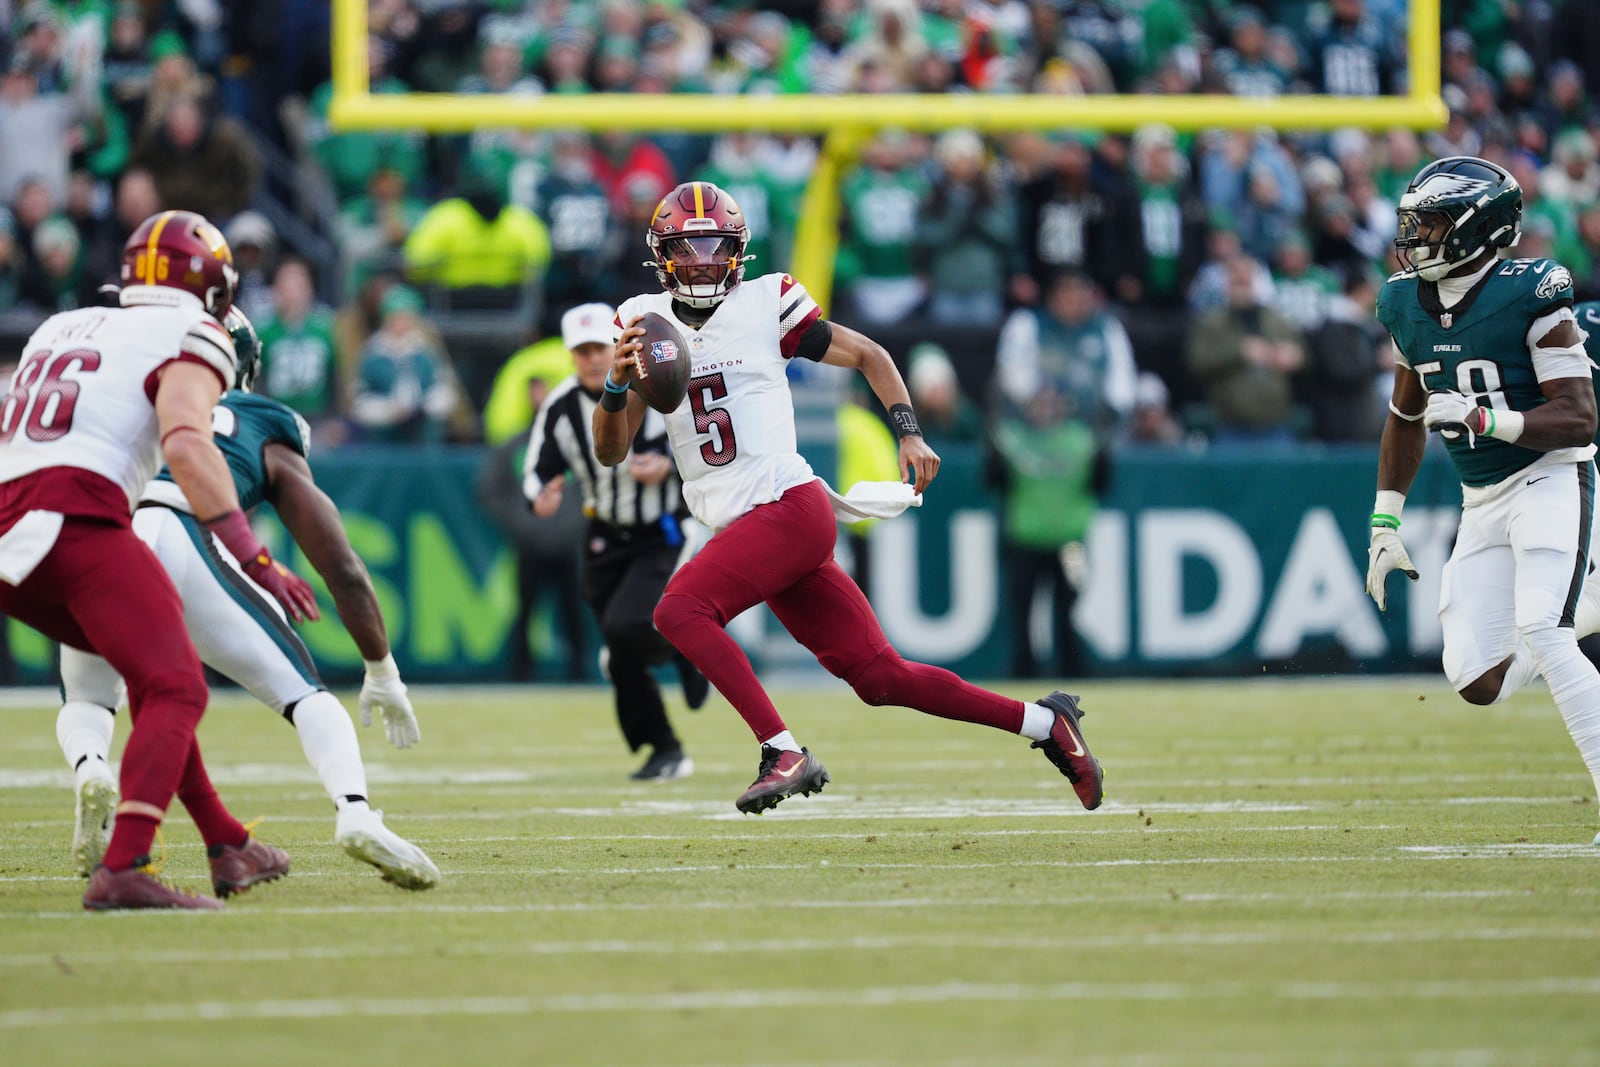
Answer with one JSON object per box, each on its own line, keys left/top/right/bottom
{"left": 522, "top": 303, "right": 708, "bottom": 780}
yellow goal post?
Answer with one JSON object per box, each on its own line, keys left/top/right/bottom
{"left": 328, "top": 0, "right": 1444, "bottom": 314}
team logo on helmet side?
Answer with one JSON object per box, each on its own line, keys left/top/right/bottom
{"left": 1407, "top": 174, "right": 1493, "bottom": 207}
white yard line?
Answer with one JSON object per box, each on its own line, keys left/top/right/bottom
{"left": 6, "top": 976, "right": 1600, "bottom": 1029}
{"left": 2, "top": 926, "right": 1594, "bottom": 969}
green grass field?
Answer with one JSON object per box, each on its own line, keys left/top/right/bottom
{"left": 2, "top": 678, "right": 1599, "bottom": 1066}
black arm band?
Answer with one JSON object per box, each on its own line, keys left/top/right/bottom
{"left": 791, "top": 319, "right": 833, "bottom": 362}
{"left": 599, "top": 387, "right": 629, "bottom": 412}
{"left": 888, "top": 403, "right": 922, "bottom": 440}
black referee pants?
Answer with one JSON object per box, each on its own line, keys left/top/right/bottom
{"left": 582, "top": 524, "right": 683, "bottom": 754}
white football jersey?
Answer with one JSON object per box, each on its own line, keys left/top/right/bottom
{"left": 615, "top": 273, "right": 824, "bottom": 530}
{"left": 0, "top": 289, "right": 237, "bottom": 511}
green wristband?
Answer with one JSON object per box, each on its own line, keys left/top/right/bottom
{"left": 1371, "top": 513, "right": 1401, "bottom": 529}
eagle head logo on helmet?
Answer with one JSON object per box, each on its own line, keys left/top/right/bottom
{"left": 1394, "top": 156, "right": 1522, "bottom": 281}
{"left": 645, "top": 181, "right": 752, "bottom": 309}
{"left": 120, "top": 209, "right": 240, "bottom": 320}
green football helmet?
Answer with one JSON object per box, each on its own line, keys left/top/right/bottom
{"left": 223, "top": 306, "right": 260, "bottom": 391}
{"left": 1394, "top": 156, "right": 1523, "bottom": 281}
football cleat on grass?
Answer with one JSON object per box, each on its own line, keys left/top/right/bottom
{"left": 1031, "top": 691, "right": 1105, "bottom": 810}
{"left": 335, "top": 807, "right": 439, "bottom": 890}
{"left": 72, "top": 769, "right": 118, "bottom": 877}
{"left": 208, "top": 835, "right": 291, "bottom": 898}
{"left": 83, "top": 863, "right": 222, "bottom": 911}
{"left": 631, "top": 747, "right": 695, "bottom": 781}
{"left": 735, "top": 745, "right": 829, "bottom": 815}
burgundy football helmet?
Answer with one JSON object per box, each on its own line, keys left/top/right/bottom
{"left": 645, "top": 181, "right": 752, "bottom": 308}
{"left": 120, "top": 209, "right": 239, "bottom": 318}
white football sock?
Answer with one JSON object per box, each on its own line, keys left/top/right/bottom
{"left": 57, "top": 701, "right": 115, "bottom": 778}
{"left": 290, "top": 691, "right": 370, "bottom": 805}
{"left": 1524, "top": 626, "right": 1600, "bottom": 804}
{"left": 760, "top": 730, "right": 801, "bottom": 753}
{"left": 1493, "top": 641, "right": 1540, "bottom": 703}
{"left": 1020, "top": 703, "right": 1056, "bottom": 741}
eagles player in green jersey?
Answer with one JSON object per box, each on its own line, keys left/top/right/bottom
{"left": 55, "top": 307, "right": 439, "bottom": 889}
{"left": 1367, "top": 156, "right": 1600, "bottom": 843}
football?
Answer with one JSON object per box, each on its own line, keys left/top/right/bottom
{"left": 631, "top": 311, "right": 692, "bottom": 414}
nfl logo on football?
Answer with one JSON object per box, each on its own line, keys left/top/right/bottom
{"left": 650, "top": 339, "right": 678, "bottom": 363}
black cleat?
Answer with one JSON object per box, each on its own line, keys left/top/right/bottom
{"left": 630, "top": 746, "right": 695, "bottom": 781}
{"left": 1031, "top": 691, "right": 1104, "bottom": 810}
{"left": 735, "top": 745, "right": 829, "bottom": 814}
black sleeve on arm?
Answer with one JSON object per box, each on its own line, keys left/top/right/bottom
{"left": 792, "top": 319, "right": 834, "bottom": 362}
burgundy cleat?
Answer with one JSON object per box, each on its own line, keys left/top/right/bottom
{"left": 83, "top": 863, "right": 223, "bottom": 911}
{"left": 208, "top": 836, "right": 291, "bottom": 898}
{"left": 1031, "top": 691, "right": 1104, "bottom": 810}
{"left": 735, "top": 745, "right": 829, "bottom": 814}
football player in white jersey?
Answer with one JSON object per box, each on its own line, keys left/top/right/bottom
{"left": 0, "top": 209, "right": 316, "bottom": 909}
{"left": 595, "top": 180, "right": 1106, "bottom": 814}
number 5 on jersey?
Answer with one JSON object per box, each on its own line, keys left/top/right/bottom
{"left": 689, "top": 372, "right": 738, "bottom": 466}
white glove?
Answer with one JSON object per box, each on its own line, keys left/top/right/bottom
{"left": 1422, "top": 390, "right": 1485, "bottom": 446}
{"left": 360, "top": 653, "right": 420, "bottom": 749}
{"left": 1365, "top": 527, "right": 1419, "bottom": 612}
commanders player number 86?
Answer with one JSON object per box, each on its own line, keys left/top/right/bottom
{"left": 0, "top": 348, "right": 102, "bottom": 444}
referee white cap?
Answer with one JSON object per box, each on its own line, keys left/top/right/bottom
{"left": 562, "top": 302, "right": 616, "bottom": 350}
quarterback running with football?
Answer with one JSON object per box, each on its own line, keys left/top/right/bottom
{"left": 56, "top": 305, "right": 438, "bottom": 890}
{"left": 1366, "top": 156, "right": 1600, "bottom": 838}
{"left": 0, "top": 210, "right": 312, "bottom": 909}
{"left": 593, "top": 180, "right": 1104, "bottom": 814}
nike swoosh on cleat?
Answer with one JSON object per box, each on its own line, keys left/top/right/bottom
{"left": 1057, "top": 716, "right": 1086, "bottom": 758}
{"left": 773, "top": 759, "right": 808, "bottom": 779}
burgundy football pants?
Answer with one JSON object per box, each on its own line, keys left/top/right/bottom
{"left": 654, "top": 478, "right": 1024, "bottom": 740}
{"left": 0, "top": 516, "right": 245, "bottom": 869}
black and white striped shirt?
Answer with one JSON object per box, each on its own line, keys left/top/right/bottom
{"left": 521, "top": 376, "right": 686, "bottom": 529}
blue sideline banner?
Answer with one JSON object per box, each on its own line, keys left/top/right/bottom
{"left": 1, "top": 444, "right": 1464, "bottom": 684}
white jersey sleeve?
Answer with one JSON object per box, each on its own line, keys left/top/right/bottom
{"left": 0, "top": 300, "right": 236, "bottom": 511}
{"left": 616, "top": 273, "right": 819, "bottom": 530}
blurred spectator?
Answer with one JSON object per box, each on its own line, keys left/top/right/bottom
{"left": 1199, "top": 130, "right": 1305, "bottom": 246}
{"left": 481, "top": 317, "right": 584, "bottom": 447}
{"left": 1535, "top": 60, "right": 1591, "bottom": 146}
{"left": 18, "top": 216, "right": 91, "bottom": 312}
{"left": 129, "top": 93, "right": 258, "bottom": 223}
{"left": 996, "top": 270, "right": 1137, "bottom": 438}
{"left": 403, "top": 165, "right": 550, "bottom": 293}
{"left": 305, "top": 41, "right": 426, "bottom": 204}
{"left": 1374, "top": 128, "right": 1425, "bottom": 202}
{"left": 225, "top": 210, "right": 278, "bottom": 325}
{"left": 906, "top": 342, "right": 983, "bottom": 444}
{"left": 1551, "top": 1, "right": 1600, "bottom": 103}
{"left": 257, "top": 257, "right": 343, "bottom": 437}
{"left": 1212, "top": 8, "right": 1287, "bottom": 98}
{"left": 1056, "top": 0, "right": 1143, "bottom": 91}
{"left": 602, "top": 173, "right": 672, "bottom": 307}
{"left": 1187, "top": 217, "right": 1273, "bottom": 316}
{"left": 1236, "top": 159, "right": 1300, "bottom": 265}
{"left": 350, "top": 284, "right": 461, "bottom": 444}
{"left": 1017, "top": 133, "right": 1139, "bottom": 302}
{"left": 1300, "top": 267, "right": 1386, "bottom": 443}
{"left": 1125, "top": 131, "right": 1206, "bottom": 311}
{"left": 337, "top": 160, "right": 427, "bottom": 295}
{"left": 916, "top": 129, "right": 1020, "bottom": 328}
{"left": 1541, "top": 129, "right": 1600, "bottom": 207}
{"left": 100, "top": 1, "right": 188, "bottom": 134}
{"left": 1126, "top": 371, "right": 1184, "bottom": 447}
{"left": 1306, "top": 0, "right": 1395, "bottom": 96}
{"left": 590, "top": 132, "right": 676, "bottom": 216}
{"left": 0, "top": 209, "right": 22, "bottom": 311}
{"left": 1269, "top": 231, "right": 1339, "bottom": 334}
{"left": 987, "top": 388, "right": 1104, "bottom": 679}
{"left": 1564, "top": 202, "right": 1600, "bottom": 302}
{"left": 841, "top": 0, "right": 927, "bottom": 91}
{"left": 84, "top": 165, "right": 158, "bottom": 288}
{"left": 9, "top": 177, "right": 55, "bottom": 277}
{"left": 1186, "top": 252, "right": 1306, "bottom": 445}
{"left": 1425, "top": 87, "right": 1484, "bottom": 160}
{"left": 0, "top": 50, "right": 100, "bottom": 208}
{"left": 836, "top": 131, "right": 929, "bottom": 326}
{"left": 529, "top": 131, "right": 611, "bottom": 336}
{"left": 1309, "top": 194, "right": 1372, "bottom": 280}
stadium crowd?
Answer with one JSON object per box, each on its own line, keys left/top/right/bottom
{"left": 1, "top": 1, "right": 1596, "bottom": 449}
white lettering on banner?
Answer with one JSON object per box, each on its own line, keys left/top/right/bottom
{"left": 1074, "top": 512, "right": 1128, "bottom": 659}
{"left": 1257, "top": 509, "right": 1386, "bottom": 658}
{"left": 872, "top": 512, "right": 997, "bottom": 660}
{"left": 1137, "top": 511, "right": 1261, "bottom": 658}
